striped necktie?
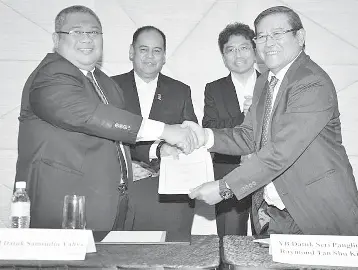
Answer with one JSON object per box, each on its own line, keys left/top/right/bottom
{"left": 86, "top": 71, "right": 128, "bottom": 187}
{"left": 260, "top": 76, "right": 279, "bottom": 148}
{"left": 252, "top": 76, "right": 279, "bottom": 232}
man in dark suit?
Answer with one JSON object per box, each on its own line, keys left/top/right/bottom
{"left": 202, "top": 23, "right": 259, "bottom": 236}
{"left": 15, "top": 6, "right": 198, "bottom": 231}
{"left": 187, "top": 6, "right": 358, "bottom": 235}
{"left": 112, "top": 26, "right": 197, "bottom": 234}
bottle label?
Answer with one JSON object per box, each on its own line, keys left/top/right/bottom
{"left": 11, "top": 202, "right": 30, "bottom": 216}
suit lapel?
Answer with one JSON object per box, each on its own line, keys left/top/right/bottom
{"left": 122, "top": 71, "right": 142, "bottom": 115}
{"left": 223, "top": 74, "right": 241, "bottom": 117}
{"left": 272, "top": 76, "right": 287, "bottom": 115}
{"left": 256, "top": 52, "right": 308, "bottom": 147}
{"left": 82, "top": 70, "right": 100, "bottom": 101}
{"left": 149, "top": 73, "right": 164, "bottom": 120}
{"left": 271, "top": 52, "right": 307, "bottom": 116}
{"left": 91, "top": 68, "right": 116, "bottom": 104}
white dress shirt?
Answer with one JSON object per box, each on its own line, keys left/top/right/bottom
{"left": 133, "top": 72, "right": 161, "bottom": 159}
{"left": 231, "top": 70, "right": 257, "bottom": 110}
{"left": 134, "top": 72, "right": 158, "bottom": 119}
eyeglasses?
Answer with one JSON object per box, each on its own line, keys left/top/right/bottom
{"left": 253, "top": 28, "right": 299, "bottom": 44}
{"left": 223, "top": 45, "right": 253, "bottom": 55}
{"left": 56, "top": 30, "right": 103, "bottom": 39}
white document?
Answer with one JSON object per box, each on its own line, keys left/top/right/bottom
{"left": 158, "top": 147, "right": 214, "bottom": 194}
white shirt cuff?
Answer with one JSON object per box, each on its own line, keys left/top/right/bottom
{"left": 264, "top": 183, "right": 286, "bottom": 210}
{"left": 137, "top": 119, "right": 165, "bottom": 142}
{"left": 204, "top": 128, "right": 214, "bottom": 149}
{"left": 149, "top": 140, "right": 160, "bottom": 160}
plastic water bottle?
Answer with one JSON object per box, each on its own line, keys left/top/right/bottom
{"left": 10, "top": 181, "right": 31, "bottom": 228}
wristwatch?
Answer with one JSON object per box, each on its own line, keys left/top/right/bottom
{"left": 156, "top": 140, "right": 166, "bottom": 160}
{"left": 219, "top": 179, "right": 234, "bottom": 200}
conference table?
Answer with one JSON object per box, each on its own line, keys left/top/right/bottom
{"left": 0, "top": 235, "right": 220, "bottom": 270}
{"left": 1, "top": 235, "right": 355, "bottom": 269}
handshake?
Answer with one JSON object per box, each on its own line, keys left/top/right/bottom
{"left": 159, "top": 121, "right": 209, "bottom": 154}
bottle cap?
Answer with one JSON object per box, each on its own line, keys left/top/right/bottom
{"left": 15, "top": 181, "right": 26, "bottom": 189}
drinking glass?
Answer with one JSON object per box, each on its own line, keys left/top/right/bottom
{"left": 62, "top": 195, "right": 86, "bottom": 229}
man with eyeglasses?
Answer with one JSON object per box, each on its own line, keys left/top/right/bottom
{"left": 15, "top": 5, "right": 200, "bottom": 230}
{"left": 202, "top": 23, "right": 260, "bottom": 237}
{"left": 185, "top": 6, "right": 358, "bottom": 235}
{"left": 111, "top": 26, "right": 197, "bottom": 234}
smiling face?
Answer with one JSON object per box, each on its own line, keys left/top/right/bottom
{"left": 52, "top": 12, "right": 103, "bottom": 71}
{"left": 255, "top": 13, "right": 305, "bottom": 74}
{"left": 129, "top": 30, "right": 166, "bottom": 82}
{"left": 222, "top": 34, "right": 256, "bottom": 75}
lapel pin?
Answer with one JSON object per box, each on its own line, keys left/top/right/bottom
{"left": 157, "top": 94, "right": 162, "bottom": 101}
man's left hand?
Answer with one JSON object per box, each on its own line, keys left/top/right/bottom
{"left": 161, "top": 143, "right": 182, "bottom": 159}
{"left": 189, "top": 181, "right": 223, "bottom": 205}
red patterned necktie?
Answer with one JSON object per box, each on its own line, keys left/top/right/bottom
{"left": 86, "top": 72, "right": 128, "bottom": 187}
{"left": 252, "top": 76, "right": 279, "bottom": 231}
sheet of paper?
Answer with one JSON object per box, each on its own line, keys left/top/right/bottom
{"left": 98, "top": 231, "right": 166, "bottom": 243}
{"left": 158, "top": 147, "right": 214, "bottom": 194}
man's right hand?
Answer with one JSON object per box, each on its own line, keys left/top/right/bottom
{"left": 181, "top": 121, "right": 208, "bottom": 148}
{"left": 159, "top": 124, "right": 198, "bottom": 154}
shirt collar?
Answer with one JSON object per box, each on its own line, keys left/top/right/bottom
{"left": 230, "top": 68, "right": 257, "bottom": 87}
{"left": 134, "top": 71, "right": 159, "bottom": 88}
{"left": 80, "top": 68, "right": 95, "bottom": 76}
{"left": 268, "top": 51, "right": 302, "bottom": 82}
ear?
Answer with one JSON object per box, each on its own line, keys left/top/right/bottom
{"left": 129, "top": 44, "right": 134, "bottom": 61}
{"left": 253, "top": 48, "right": 257, "bottom": 63}
{"left": 163, "top": 52, "right": 166, "bottom": 65}
{"left": 52, "top": 32, "right": 59, "bottom": 49}
{"left": 221, "top": 53, "right": 228, "bottom": 68}
{"left": 296, "top": 28, "right": 306, "bottom": 47}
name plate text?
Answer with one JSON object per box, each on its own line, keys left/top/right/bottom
{"left": 0, "top": 228, "right": 95, "bottom": 261}
{"left": 271, "top": 234, "right": 358, "bottom": 267}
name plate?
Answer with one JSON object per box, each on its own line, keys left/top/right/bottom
{"left": 0, "top": 228, "right": 96, "bottom": 261}
{"left": 271, "top": 234, "right": 358, "bottom": 267}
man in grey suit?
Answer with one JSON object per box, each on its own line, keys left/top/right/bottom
{"left": 112, "top": 26, "right": 197, "bottom": 233}
{"left": 186, "top": 6, "right": 358, "bottom": 235}
{"left": 15, "top": 5, "right": 198, "bottom": 230}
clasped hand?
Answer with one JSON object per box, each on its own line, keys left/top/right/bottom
{"left": 159, "top": 121, "right": 207, "bottom": 154}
